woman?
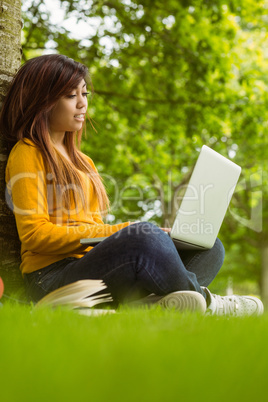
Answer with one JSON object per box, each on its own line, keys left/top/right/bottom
{"left": 0, "top": 54, "right": 263, "bottom": 315}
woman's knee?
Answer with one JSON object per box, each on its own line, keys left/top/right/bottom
{"left": 118, "top": 221, "right": 170, "bottom": 253}
{"left": 126, "top": 222, "right": 165, "bottom": 242}
{"left": 129, "top": 222, "right": 161, "bottom": 236}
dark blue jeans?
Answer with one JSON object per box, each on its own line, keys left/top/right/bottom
{"left": 24, "top": 222, "right": 225, "bottom": 305}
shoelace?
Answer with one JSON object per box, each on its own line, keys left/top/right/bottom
{"left": 212, "top": 293, "right": 239, "bottom": 315}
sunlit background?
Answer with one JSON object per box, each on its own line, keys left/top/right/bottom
{"left": 17, "top": 0, "right": 268, "bottom": 298}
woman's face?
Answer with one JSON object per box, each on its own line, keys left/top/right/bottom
{"left": 49, "top": 79, "right": 88, "bottom": 136}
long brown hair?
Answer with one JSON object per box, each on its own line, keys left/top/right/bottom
{"left": 0, "top": 54, "right": 109, "bottom": 214}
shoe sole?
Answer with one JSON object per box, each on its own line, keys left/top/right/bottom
{"left": 256, "top": 300, "right": 264, "bottom": 315}
{"left": 243, "top": 296, "right": 264, "bottom": 316}
{"left": 157, "top": 291, "right": 206, "bottom": 313}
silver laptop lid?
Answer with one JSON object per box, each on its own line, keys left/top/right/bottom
{"left": 170, "top": 145, "right": 241, "bottom": 249}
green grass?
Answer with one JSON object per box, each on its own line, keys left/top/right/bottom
{"left": 0, "top": 303, "right": 267, "bottom": 402}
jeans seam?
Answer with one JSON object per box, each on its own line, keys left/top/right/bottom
{"left": 102, "top": 260, "right": 166, "bottom": 295}
{"left": 185, "top": 252, "right": 202, "bottom": 271}
{"left": 101, "top": 260, "right": 137, "bottom": 279}
{"left": 140, "top": 262, "right": 167, "bottom": 294}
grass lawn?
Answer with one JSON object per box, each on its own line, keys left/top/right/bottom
{"left": 0, "top": 302, "right": 267, "bottom": 402}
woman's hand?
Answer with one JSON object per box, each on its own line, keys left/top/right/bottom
{"left": 161, "top": 228, "right": 171, "bottom": 233}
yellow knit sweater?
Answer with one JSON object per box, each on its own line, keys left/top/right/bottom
{"left": 5, "top": 139, "right": 129, "bottom": 274}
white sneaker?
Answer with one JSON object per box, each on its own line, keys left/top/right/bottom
{"left": 203, "top": 288, "right": 264, "bottom": 316}
{"left": 130, "top": 291, "right": 207, "bottom": 313}
{"left": 157, "top": 291, "right": 207, "bottom": 313}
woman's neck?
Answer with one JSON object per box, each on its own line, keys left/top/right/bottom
{"left": 49, "top": 132, "right": 71, "bottom": 163}
{"left": 49, "top": 130, "right": 65, "bottom": 146}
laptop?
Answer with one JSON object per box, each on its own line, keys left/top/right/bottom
{"left": 80, "top": 145, "right": 241, "bottom": 250}
{"left": 170, "top": 145, "right": 241, "bottom": 249}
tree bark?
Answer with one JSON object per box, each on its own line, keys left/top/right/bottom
{"left": 261, "top": 242, "right": 268, "bottom": 307}
{"left": 0, "top": 0, "right": 22, "bottom": 294}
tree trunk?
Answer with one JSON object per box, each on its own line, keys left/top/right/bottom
{"left": 0, "top": 0, "right": 22, "bottom": 295}
{"left": 261, "top": 242, "right": 268, "bottom": 308}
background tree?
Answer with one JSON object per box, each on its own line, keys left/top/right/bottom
{"left": 4, "top": 0, "right": 267, "bottom": 299}
{"left": 0, "top": 0, "right": 22, "bottom": 293}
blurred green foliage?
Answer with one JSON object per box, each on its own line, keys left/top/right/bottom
{"left": 21, "top": 0, "right": 268, "bottom": 294}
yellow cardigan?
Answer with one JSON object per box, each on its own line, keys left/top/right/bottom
{"left": 5, "top": 139, "right": 129, "bottom": 274}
